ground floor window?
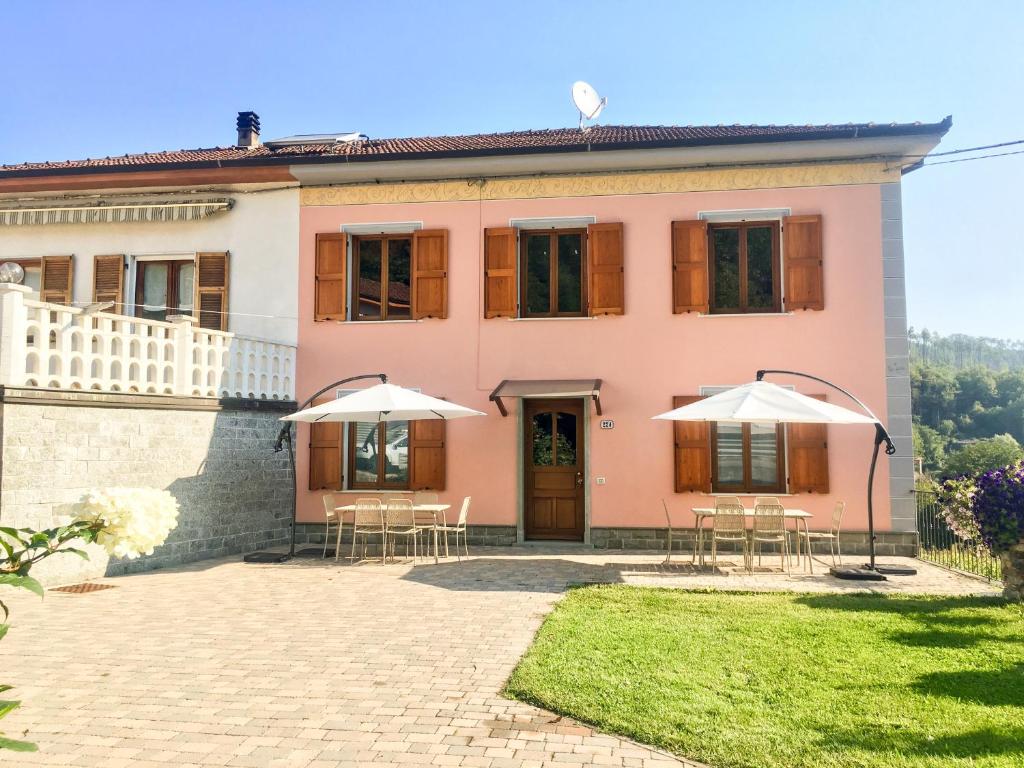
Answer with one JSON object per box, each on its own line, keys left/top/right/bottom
{"left": 135, "top": 259, "right": 194, "bottom": 321}
{"left": 347, "top": 421, "right": 410, "bottom": 489}
{"left": 711, "top": 422, "right": 785, "bottom": 493}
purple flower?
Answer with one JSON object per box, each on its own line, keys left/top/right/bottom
{"left": 971, "top": 462, "right": 1024, "bottom": 553}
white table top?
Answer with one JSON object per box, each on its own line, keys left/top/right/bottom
{"left": 335, "top": 503, "right": 450, "bottom": 513}
{"left": 692, "top": 507, "right": 812, "bottom": 519}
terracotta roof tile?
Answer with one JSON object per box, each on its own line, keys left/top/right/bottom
{"left": 0, "top": 120, "right": 951, "bottom": 177}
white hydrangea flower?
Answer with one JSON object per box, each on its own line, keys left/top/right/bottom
{"left": 72, "top": 488, "right": 180, "bottom": 559}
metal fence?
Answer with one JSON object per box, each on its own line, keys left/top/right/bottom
{"left": 916, "top": 490, "right": 1002, "bottom": 581}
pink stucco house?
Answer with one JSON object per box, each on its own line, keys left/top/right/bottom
{"left": 290, "top": 119, "right": 949, "bottom": 554}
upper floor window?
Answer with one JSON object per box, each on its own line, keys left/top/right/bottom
{"left": 135, "top": 259, "right": 194, "bottom": 322}
{"left": 353, "top": 235, "right": 412, "bottom": 321}
{"left": 709, "top": 221, "right": 781, "bottom": 314}
{"left": 521, "top": 229, "right": 587, "bottom": 317}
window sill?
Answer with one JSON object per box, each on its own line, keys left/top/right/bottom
{"left": 699, "top": 312, "right": 793, "bottom": 318}
{"left": 507, "top": 316, "right": 597, "bottom": 322}
{"left": 332, "top": 489, "right": 415, "bottom": 495}
{"left": 700, "top": 492, "right": 798, "bottom": 497}
{"left": 328, "top": 319, "right": 424, "bottom": 325}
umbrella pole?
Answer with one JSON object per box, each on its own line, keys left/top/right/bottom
{"left": 243, "top": 373, "right": 388, "bottom": 564}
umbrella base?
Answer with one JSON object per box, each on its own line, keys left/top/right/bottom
{"left": 243, "top": 551, "right": 292, "bottom": 564}
{"left": 873, "top": 563, "right": 918, "bottom": 576}
{"left": 830, "top": 566, "right": 887, "bottom": 581}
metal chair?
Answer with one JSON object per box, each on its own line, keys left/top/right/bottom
{"left": 752, "top": 502, "right": 790, "bottom": 573}
{"left": 321, "top": 493, "right": 340, "bottom": 559}
{"left": 348, "top": 498, "right": 385, "bottom": 563}
{"left": 386, "top": 499, "right": 421, "bottom": 562}
{"left": 412, "top": 491, "right": 440, "bottom": 555}
{"left": 436, "top": 496, "right": 471, "bottom": 561}
{"left": 711, "top": 499, "right": 749, "bottom": 572}
{"left": 799, "top": 501, "right": 846, "bottom": 567}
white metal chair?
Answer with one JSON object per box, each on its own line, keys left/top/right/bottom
{"left": 436, "top": 496, "right": 470, "bottom": 561}
{"left": 752, "top": 502, "right": 790, "bottom": 573}
{"left": 321, "top": 493, "right": 340, "bottom": 559}
{"left": 386, "top": 499, "right": 421, "bottom": 562}
{"left": 348, "top": 498, "right": 385, "bottom": 563}
{"left": 798, "top": 501, "right": 846, "bottom": 567}
{"left": 711, "top": 498, "right": 749, "bottom": 572}
{"left": 412, "top": 491, "right": 440, "bottom": 554}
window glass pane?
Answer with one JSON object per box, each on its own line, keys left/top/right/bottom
{"left": 383, "top": 422, "right": 409, "bottom": 484}
{"left": 141, "top": 263, "right": 168, "bottom": 321}
{"left": 177, "top": 262, "right": 195, "bottom": 314}
{"left": 357, "top": 239, "right": 383, "bottom": 319}
{"left": 715, "top": 423, "right": 743, "bottom": 486}
{"left": 712, "top": 228, "right": 740, "bottom": 310}
{"left": 387, "top": 239, "right": 411, "bottom": 319}
{"left": 555, "top": 412, "right": 578, "bottom": 466}
{"left": 532, "top": 413, "right": 553, "bottom": 466}
{"left": 750, "top": 424, "right": 779, "bottom": 487}
{"left": 22, "top": 265, "right": 41, "bottom": 299}
{"left": 556, "top": 233, "right": 583, "bottom": 314}
{"left": 525, "top": 235, "right": 551, "bottom": 314}
{"left": 747, "top": 227, "right": 774, "bottom": 309}
{"left": 353, "top": 422, "right": 380, "bottom": 484}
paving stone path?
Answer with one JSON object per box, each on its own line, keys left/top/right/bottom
{"left": 1, "top": 549, "right": 995, "bottom": 767}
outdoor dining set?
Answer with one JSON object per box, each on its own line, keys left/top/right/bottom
{"left": 321, "top": 493, "right": 471, "bottom": 565}
{"left": 665, "top": 496, "right": 847, "bottom": 573}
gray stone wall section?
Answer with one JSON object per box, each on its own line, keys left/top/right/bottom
{"left": 0, "top": 400, "right": 293, "bottom": 584}
{"left": 881, "top": 182, "right": 917, "bottom": 532}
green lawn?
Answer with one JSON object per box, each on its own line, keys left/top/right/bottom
{"left": 504, "top": 587, "right": 1024, "bottom": 768}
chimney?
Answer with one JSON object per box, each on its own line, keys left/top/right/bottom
{"left": 236, "top": 111, "right": 261, "bottom": 148}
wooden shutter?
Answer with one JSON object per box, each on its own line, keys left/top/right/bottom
{"left": 483, "top": 227, "right": 517, "bottom": 318}
{"left": 783, "top": 214, "right": 824, "bottom": 311}
{"left": 315, "top": 233, "right": 347, "bottom": 321}
{"left": 412, "top": 229, "right": 448, "bottom": 319}
{"left": 587, "top": 222, "right": 624, "bottom": 316}
{"left": 92, "top": 254, "right": 124, "bottom": 313}
{"left": 195, "top": 252, "right": 229, "bottom": 330}
{"left": 671, "top": 220, "right": 709, "bottom": 313}
{"left": 787, "top": 395, "right": 830, "bottom": 493}
{"left": 40, "top": 255, "right": 73, "bottom": 304}
{"left": 308, "top": 413, "right": 343, "bottom": 491}
{"left": 672, "top": 395, "right": 711, "bottom": 492}
{"left": 409, "top": 418, "right": 446, "bottom": 490}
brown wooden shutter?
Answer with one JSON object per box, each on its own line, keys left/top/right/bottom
{"left": 587, "top": 222, "right": 624, "bottom": 316}
{"left": 409, "top": 418, "right": 446, "bottom": 490}
{"left": 308, "top": 415, "right": 343, "bottom": 491}
{"left": 787, "top": 395, "right": 830, "bottom": 493}
{"left": 783, "top": 214, "right": 824, "bottom": 311}
{"left": 40, "top": 255, "right": 73, "bottom": 304}
{"left": 412, "top": 229, "right": 448, "bottom": 319}
{"left": 315, "top": 233, "right": 347, "bottom": 321}
{"left": 483, "top": 227, "right": 517, "bottom": 318}
{"left": 92, "top": 254, "right": 124, "bottom": 313}
{"left": 194, "top": 252, "right": 229, "bottom": 330}
{"left": 671, "top": 220, "right": 709, "bottom": 313}
{"left": 672, "top": 395, "right": 711, "bottom": 492}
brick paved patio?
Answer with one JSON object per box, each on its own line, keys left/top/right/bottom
{"left": 1, "top": 548, "right": 997, "bottom": 767}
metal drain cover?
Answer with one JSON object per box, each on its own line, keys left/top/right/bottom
{"left": 49, "top": 582, "right": 117, "bottom": 594}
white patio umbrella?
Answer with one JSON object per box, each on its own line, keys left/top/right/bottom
{"left": 652, "top": 381, "right": 877, "bottom": 426}
{"left": 653, "top": 371, "right": 910, "bottom": 580}
{"left": 280, "top": 382, "right": 486, "bottom": 423}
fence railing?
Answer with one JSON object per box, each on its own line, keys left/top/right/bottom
{"left": 916, "top": 490, "right": 1002, "bottom": 581}
{"left": 0, "top": 284, "right": 295, "bottom": 401}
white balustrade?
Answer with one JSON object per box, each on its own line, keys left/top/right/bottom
{"left": 0, "top": 284, "right": 295, "bottom": 400}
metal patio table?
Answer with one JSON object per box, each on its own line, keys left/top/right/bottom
{"left": 335, "top": 503, "right": 451, "bottom": 564}
{"left": 691, "top": 507, "right": 815, "bottom": 572}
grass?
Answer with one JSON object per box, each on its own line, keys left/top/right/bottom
{"left": 504, "top": 587, "right": 1024, "bottom": 768}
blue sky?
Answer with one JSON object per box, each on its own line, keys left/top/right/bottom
{"left": 2, "top": 0, "right": 1020, "bottom": 339}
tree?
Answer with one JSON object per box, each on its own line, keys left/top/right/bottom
{"left": 954, "top": 366, "right": 997, "bottom": 414}
{"left": 943, "top": 434, "right": 1024, "bottom": 478}
{"left": 911, "top": 362, "right": 957, "bottom": 429}
{"left": 913, "top": 423, "right": 947, "bottom": 474}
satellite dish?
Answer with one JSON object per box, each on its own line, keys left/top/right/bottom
{"left": 572, "top": 81, "right": 607, "bottom": 130}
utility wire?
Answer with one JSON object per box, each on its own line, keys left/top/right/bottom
{"left": 923, "top": 149, "right": 1024, "bottom": 166}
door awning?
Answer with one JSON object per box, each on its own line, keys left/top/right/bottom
{"left": 0, "top": 196, "right": 234, "bottom": 226}
{"left": 489, "top": 379, "right": 602, "bottom": 417}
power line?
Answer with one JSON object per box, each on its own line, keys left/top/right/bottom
{"left": 925, "top": 138, "right": 1024, "bottom": 158}
{"left": 924, "top": 149, "right": 1024, "bottom": 167}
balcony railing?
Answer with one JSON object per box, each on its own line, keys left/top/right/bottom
{"left": 0, "top": 284, "right": 295, "bottom": 401}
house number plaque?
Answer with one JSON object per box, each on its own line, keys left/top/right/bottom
{"left": 600, "top": 419, "right": 614, "bottom": 429}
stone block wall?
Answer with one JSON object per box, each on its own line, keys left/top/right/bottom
{"left": 0, "top": 389, "right": 294, "bottom": 584}
{"left": 591, "top": 527, "right": 918, "bottom": 556}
